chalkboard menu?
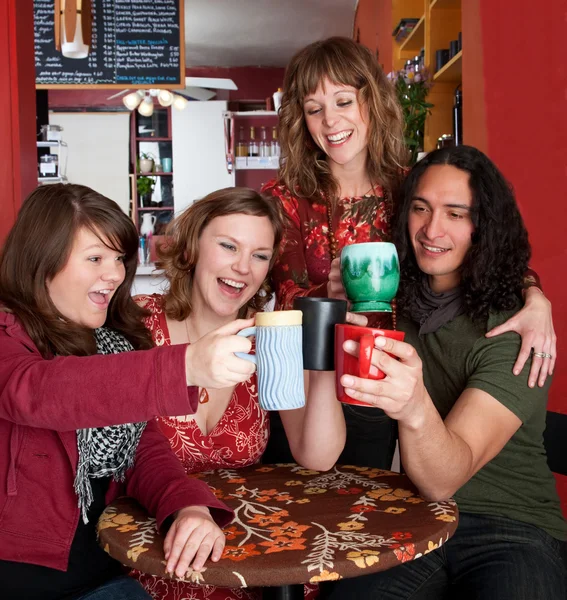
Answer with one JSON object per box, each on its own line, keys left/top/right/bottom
{"left": 34, "top": 0, "right": 184, "bottom": 88}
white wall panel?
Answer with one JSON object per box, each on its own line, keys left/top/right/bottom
{"left": 48, "top": 112, "right": 131, "bottom": 214}
{"left": 172, "top": 101, "right": 234, "bottom": 214}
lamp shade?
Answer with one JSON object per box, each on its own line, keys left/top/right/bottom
{"left": 172, "top": 94, "right": 189, "bottom": 111}
{"left": 123, "top": 91, "right": 143, "bottom": 110}
{"left": 157, "top": 90, "right": 174, "bottom": 107}
{"left": 138, "top": 97, "right": 154, "bottom": 117}
{"left": 56, "top": 0, "right": 92, "bottom": 59}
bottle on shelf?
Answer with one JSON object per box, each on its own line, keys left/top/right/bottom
{"left": 236, "top": 126, "right": 248, "bottom": 157}
{"left": 273, "top": 88, "right": 283, "bottom": 113}
{"left": 270, "top": 127, "right": 280, "bottom": 157}
{"left": 453, "top": 85, "right": 463, "bottom": 146}
{"left": 259, "top": 126, "right": 270, "bottom": 157}
{"left": 248, "top": 126, "right": 259, "bottom": 157}
{"left": 413, "top": 55, "right": 420, "bottom": 73}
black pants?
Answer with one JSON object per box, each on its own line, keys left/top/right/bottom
{"left": 263, "top": 404, "right": 397, "bottom": 469}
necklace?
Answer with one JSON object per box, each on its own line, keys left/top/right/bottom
{"left": 326, "top": 199, "right": 339, "bottom": 261}
{"left": 325, "top": 186, "right": 386, "bottom": 261}
{"left": 184, "top": 317, "right": 209, "bottom": 404}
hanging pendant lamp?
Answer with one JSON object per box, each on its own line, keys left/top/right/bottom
{"left": 55, "top": 0, "right": 92, "bottom": 59}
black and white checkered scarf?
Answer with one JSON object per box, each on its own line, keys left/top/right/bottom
{"left": 74, "top": 327, "right": 147, "bottom": 523}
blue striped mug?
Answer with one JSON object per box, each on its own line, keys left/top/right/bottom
{"left": 237, "top": 311, "right": 305, "bottom": 411}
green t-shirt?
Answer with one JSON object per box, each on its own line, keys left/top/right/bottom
{"left": 400, "top": 310, "right": 567, "bottom": 541}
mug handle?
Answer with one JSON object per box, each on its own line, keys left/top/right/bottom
{"left": 358, "top": 334, "right": 375, "bottom": 378}
{"left": 235, "top": 326, "right": 257, "bottom": 364}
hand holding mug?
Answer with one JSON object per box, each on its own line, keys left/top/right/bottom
{"left": 340, "top": 242, "right": 400, "bottom": 313}
{"left": 335, "top": 324, "right": 405, "bottom": 407}
{"left": 327, "top": 257, "right": 347, "bottom": 301}
{"left": 184, "top": 318, "right": 256, "bottom": 389}
{"left": 236, "top": 311, "right": 305, "bottom": 411}
{"left": 340, "top": 335, "right": 429, "bottom": 426}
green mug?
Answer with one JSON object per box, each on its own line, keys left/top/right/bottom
{"left": 340, "top": 242, "right": 400, "bottom": 313}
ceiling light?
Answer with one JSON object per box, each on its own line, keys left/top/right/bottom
{"left": 172, "top": 94, "right": 188, "bottom": 111}
{"left": 158, "top": 90, "right": 174, "bottom": 107}
{"left": 138, "top": 96, "right": 154, "bottom": 117}
{"left": 123, "top": 91, "right": 144, "bottom": 110}
{"left": 56, "top": 0, "right": 91, "bottom": 59}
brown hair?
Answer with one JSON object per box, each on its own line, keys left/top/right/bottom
{"left": 0, "top": 184, "right": 153, "bottom": 357}
{"left": 158, "top": 187, "right": 286, "bottom": 320}
{"left": 277, "top": 36, "right": 407, "bottom": 204}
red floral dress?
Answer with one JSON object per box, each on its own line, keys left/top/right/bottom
{"left": 131, "top": 294, "right": 269, "bottom": 600}
{"left": 263, "top": 181, "right": 394, "bottom": 328}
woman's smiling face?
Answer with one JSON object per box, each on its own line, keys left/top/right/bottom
{"left": 46, "top": 227, "right": 126, "bottom": 329}
{"left": 303, "top": 78, "right": 369, "bottom": 171}
{"left": 191, "top": 213, "right": 275, "bottom": 319}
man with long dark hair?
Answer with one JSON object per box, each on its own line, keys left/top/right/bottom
{"left": 323, "top": 146, "right": 566, "bottom": 599}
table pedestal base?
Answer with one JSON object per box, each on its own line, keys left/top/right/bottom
{"left": 262, "top": 584, "right": 304, "bottom": 600}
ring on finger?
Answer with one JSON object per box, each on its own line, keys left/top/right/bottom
{"left": 533, "top": 351, "right": 553, "bottom": 359}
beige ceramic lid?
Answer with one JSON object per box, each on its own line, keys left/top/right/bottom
{"left": 255, "top": 310, "right": 302, "bottom": 326}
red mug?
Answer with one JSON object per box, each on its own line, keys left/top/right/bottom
{"left": 334, "top": 324, "right": 405, "bottom": 406}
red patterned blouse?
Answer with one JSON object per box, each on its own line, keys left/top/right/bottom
{"left": 131, "top": 294, "right": 269, "bottom": 600}
{"left": 137, "top": 294, "right": 270, "bottom": 473}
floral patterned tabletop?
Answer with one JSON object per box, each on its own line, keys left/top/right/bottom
{"left": 97, "top": 464, "right": 458, "bottom": 588}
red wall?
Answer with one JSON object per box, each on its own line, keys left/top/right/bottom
{"left": 354, "top": 0, "right": 393, "bottom": 73}
{"left": 466, "top": 0, "right": 567, "bottom": 513}
{"left": 475, "top": 1, "right": 566, "bottom": 415}
{"left": 0, "top": 0, "right": 37, "bottom": 245}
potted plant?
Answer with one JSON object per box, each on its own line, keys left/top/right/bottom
{"left": 137, "top": 175, "right": 155, "bottom": 207}
{"left": 388, "top": 65, "right": 434, "bottom": 164}
{"left": 139, "top": 152, "right": 155, "bottom": 174}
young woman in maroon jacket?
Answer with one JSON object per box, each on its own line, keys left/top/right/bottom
{"left": 0, "top": 184, "right": 259, "bottom": 600}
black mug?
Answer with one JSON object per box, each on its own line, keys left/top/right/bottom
{"left": 293, "top": 297, "right": 347, "bottom": 371}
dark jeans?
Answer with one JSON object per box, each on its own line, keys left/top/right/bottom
{"left": 263, "top": 404, "right": 397, "bottom": 469}
{"left": 320, "top": 513, "right": 567, "bottom": 600}
{"left": 77, "top": 575, "right": 151, "bottom": 600}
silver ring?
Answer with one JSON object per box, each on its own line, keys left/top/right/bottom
{"left": 533, "top": 352, "right": 552, "bottom": 359}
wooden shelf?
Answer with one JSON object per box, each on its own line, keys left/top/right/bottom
{"left": 138, "top": 207, "right": 174, "bottom": 212}
{"left": 433, "top": 50, "right": 462, "bottom": 82}
{"left": 393, "top": 0, "right": 463, "bottom": 153}
{"left": 139, "top": 172, "right": 173, "bottom": 176}
{"left": 399, "top": 15, "right": 425, "bottom": 53}
{"left": 38, "top": 176, "right": 64, "bottom": 183}
{"left": 136, "top": 137, "right": 172, "bottom": 142}
{"left": 224, "top": 111, "right": 277, "bottom": 118}
{"left": 430, "top": 0, "right": 461, "bottom": 10}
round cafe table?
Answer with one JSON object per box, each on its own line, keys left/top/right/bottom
{"left": 98, "top": 464, "right": 458, "bottom": 595}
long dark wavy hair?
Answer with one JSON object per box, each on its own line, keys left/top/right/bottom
{"left": 157, "top": 187, "right": 286, "bottom": 321}
{"left": 277, "top": 36, "right": 407, "bottom": 204}
{"left": 393, "top": 146, "right": 531, "bottom": 322}
{"left": 0, "top": 184, "right": 153, "bottom": 357}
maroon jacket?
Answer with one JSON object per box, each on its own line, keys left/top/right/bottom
{"left": 0, "top": 311, "right": 233, "bottom": 571}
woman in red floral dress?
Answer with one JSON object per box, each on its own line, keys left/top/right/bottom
{"left": 131, "top": 187, "right": 356, "bottom": 600}
{"left": 262, "top": 37, "right": 556, "bottom": 471}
